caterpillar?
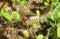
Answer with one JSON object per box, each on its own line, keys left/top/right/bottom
{"left": 26, "top": 11, "right": 51, "bottom": 25}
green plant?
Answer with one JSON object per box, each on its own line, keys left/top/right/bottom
{"left": 44, "top": 0, "right": 50, "bottom": 7}
{"left": 50, "top": 2, "right": 60, "bottom": 21}
{"left": 11, "top": 11, "right": 20, "bottom": 20}
{"left": 51, "top": 0, "right": 59, "bottom": 9}
{"left": 39, "top": 2, "right": 60, "bottom": 39}
{"left": 23, "top": 30, "right": 29, "bottom": 37}
{"left": 11, "top": 0, "right": 20, "bottom": 3}
{"left": 36, "top": 34, "right": 44, "bottom": 39}
{"left": 1, "top": 8, "right": 13, "bottom": 21}
{"left": 57, "top": 27, "right": 60, "bottom": 38}
{"left": 32, "top": 24, "right": 38, "bottom": 29}
{"left": 46, "top": 2, "right": 60, "bottom": 38}
{"left": 1, "top": 8, "right": 20, "bottom": 21}
{"left": 20, "top": 0, "right": 28, "bottom": 7}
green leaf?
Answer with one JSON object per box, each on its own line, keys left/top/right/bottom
{"left": 15, "top": 0, "right": 20, "bottom": 3}
{"left": 20, "top": 0, "right": 28, "bottom": 7}
{"left": 50, "top": 16, "right": 55, "bottom": 21}
{"left": 46, "top": 0, "right": 49, "bottom": 3}
{"left": 57, "top": 27, "right": 60, "bottom": 37}
{"left": 52, "top": 2, "right": 60, "bottom": 14}
{"left": 53, "top": 0, "right": 58, "bottom": 2}
{"left": 57, "top": 23, "right": 60, "bottom": 27}
{"left": 52, "top": 0, "right": 58, "bottom": 7}
{"left": 33, "top": 24, "right": 38, "bottom": 29}
{"left": 36, "top": 34, "right": 44, "bottom": 39}
{"left": 11, "top": 11, "right": 20, "bottom": 20}
{"left": 50, "top": 2, "right": 60, "bottom": 20}
{"left": 1, "top": 8, "right": 12, "bottom": 21}
{"left": 23, "top": 30, "right": 29, "bottom": 37}
{"left": 44, "top": 2, "right": 49, "bottom": 7}
{"left": 50, "top": 12, "right": 58, "bottom": 21}
{"left": 57, "top": 10, "right": 60, "bottom": 18}
{"left": 11, "top": 0, "right": 20, "bottom": 3}
{"left": 49, "top": 27, "right": 57, "bottom": 38}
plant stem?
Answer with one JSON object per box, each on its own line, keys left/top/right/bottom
{"left": 0, "top": 1, "right": 6, "bottom": 11}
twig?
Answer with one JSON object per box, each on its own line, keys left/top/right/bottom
{"left": 0, "top": 1, "right": 6, "bottom": 11}
{"left": 45, "top": 28, "right": 50, "bottom": 39}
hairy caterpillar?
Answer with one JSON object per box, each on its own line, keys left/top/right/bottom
{"left": 26, "top": 11, "right": 51, "bottom": 25}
